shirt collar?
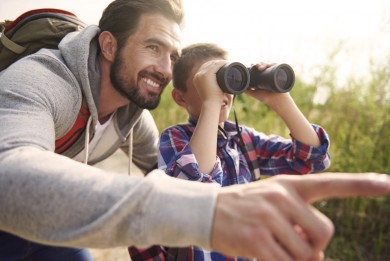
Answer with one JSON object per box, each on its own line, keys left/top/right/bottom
{"left": 188, "top": 118, "right": 239, "bottom": 138}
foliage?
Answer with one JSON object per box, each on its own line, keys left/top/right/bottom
{"left": 149, "top": 54, "right": 390, "bottom": 260}
{"left": 307, "top": 56, "right": 390, "bottom": 260}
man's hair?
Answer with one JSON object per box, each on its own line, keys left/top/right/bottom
{"left": 172, "top": 43, "right": 228, "bottom": 92}
{"left": 99, "top": 0, "right": 184, "bottom": 50}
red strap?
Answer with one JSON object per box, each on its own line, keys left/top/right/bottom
{"left": 5, "top": 8, "right": 78, "bottom": 33}
{"left": 55, "top": 105, "right": 90, "bottom": 154}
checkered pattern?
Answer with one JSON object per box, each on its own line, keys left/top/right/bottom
{"left": 129, "top": 119, "right": 331, "bottom": 261}
{"left": 158, "top": 120, "right": 330, "bottom": 184}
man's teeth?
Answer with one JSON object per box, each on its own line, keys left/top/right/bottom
{"left": 143, "top": 77, "right": 160, "bottom": 88}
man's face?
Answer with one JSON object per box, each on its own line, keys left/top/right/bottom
{"left": 110, "top": 13, "right": 181, "bottom": 110}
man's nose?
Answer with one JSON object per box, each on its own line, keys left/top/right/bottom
{"left": 156, "top": 55, "right": 172, "bottom": 80}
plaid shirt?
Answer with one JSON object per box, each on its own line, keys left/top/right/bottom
{"left": 129, "top": 119, "right": 331, "bottom": 261}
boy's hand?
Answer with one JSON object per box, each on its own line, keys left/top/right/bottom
{"left": 193, "top": 60, "right": 227, "bottom": 103}
{"left": 245, "top": 62, "right": 290, "bottom": 106}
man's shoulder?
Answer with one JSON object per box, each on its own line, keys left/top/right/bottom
{"left": 0, "top": 48, "right": 82, "bottom": 112}
{"left": 1, "top": 48, "right": 70, "bottom": 79}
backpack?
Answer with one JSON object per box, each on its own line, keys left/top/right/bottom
{"left": 0, "top": 8, "right": 86, "bottom": 70}
{"left": 0, "top": 9, "right": 90, "bottom": 154}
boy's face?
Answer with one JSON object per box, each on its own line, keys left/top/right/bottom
{"left": 175, "top": 59, "right": 233, "bottom": 123}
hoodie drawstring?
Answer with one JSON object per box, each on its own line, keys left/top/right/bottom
{"left": 83, "top": 116, "right": 93, "bottom": 164}
{"left": 127, "top": 128, "right": 133, "bottom": 175}
{"left": 81, "top": 115, "right": 133, "bottom": 175}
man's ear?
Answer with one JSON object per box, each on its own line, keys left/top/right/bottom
{"left": 98, "top": 31, "right": 117, "bottom": 62}
{"left": 171, "top": 88, "right": 187, "bottom": 108}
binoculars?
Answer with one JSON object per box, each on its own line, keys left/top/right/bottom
{"left": 216, "top": 62, "right": 295, "bottom": 95}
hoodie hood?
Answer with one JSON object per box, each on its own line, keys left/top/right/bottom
{"left": 58, "top": 25, "right": 101, "bottom": 128}
{"left": 55, "top": 25, "right": 148, "bottom": 165}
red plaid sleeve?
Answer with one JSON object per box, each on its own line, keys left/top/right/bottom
{"left": 128, "top": 245, "right": 166, "bottom": 261}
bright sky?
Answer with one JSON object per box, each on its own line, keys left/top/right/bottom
{"left": 1, "top": 0, "right": 389, "bottom": 82}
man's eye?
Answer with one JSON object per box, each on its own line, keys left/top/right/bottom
{"left": 148, "top": 45, "right": 158, "bottom": 52}
{"left": 171, "top": 55, "right": 179, "bottom": 64}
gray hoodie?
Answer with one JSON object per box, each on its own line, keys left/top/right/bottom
{"left": 0, "top": 25, "right": 219, "bottom": 249}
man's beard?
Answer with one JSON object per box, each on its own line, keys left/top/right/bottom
{"left": 110, "top": 52, "right": 162, "bottom": 110}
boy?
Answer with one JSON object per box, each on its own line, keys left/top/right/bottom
{"left": 129, "top": 43, "right": 331, "bottom": 260}
{"left": 161, "top": 43, "right": 330, "bottom": 183}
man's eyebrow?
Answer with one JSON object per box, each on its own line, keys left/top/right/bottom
{"left": 144, "top": 38, "right": 166, "bottom": 47}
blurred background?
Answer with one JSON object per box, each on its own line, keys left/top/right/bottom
{"left": 1, "top": 0, "right": 389, "bottom": 260}
{"left": 2, "top": 0, "right": 389, "bottom": 83}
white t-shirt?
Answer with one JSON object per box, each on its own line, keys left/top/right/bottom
{"left": 73, "top": 114, "right": 114, "bottom": 162}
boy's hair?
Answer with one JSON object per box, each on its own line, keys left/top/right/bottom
{"left": 172, "top": 43, "right": 228, "bottom": 92}
{"left": 99, "top": 0, "right": 183, "bottom": 50}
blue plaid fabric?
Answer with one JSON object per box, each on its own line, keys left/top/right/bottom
{"left": 129, "top": 119, "right": 331, "bottom": 261}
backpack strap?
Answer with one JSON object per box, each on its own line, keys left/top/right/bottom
{"left": 0, "top": 29, "right": 25, "bottom": 54}
{"left": 55, "top": 102, "right": 90, "bottom": 154}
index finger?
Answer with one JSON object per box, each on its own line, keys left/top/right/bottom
{"left": 282, "top": 172, "right": 390, "bottom": 203}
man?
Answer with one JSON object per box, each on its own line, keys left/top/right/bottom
{"left": 0, "top": 0, "right": 389, "bottom": 261}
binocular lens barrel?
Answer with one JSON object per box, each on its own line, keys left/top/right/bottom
{"left": 216, "top": 62, "right": 295, "bottom": 95}
{"left": 249, "top": 63, "right": 295, "bottom": 93}
{"left": 216, "top": 62, "right": 250, "bottom": 95}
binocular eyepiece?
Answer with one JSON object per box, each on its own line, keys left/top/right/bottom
{"left": 216, "top": 62, "right": 295, "bottom": 95}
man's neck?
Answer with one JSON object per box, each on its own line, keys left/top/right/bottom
{"left": 98, "top": 86, "right": 128, "bottom": 122}
{"left": 98, "top": 56, "right": 129, "bottom": 123}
